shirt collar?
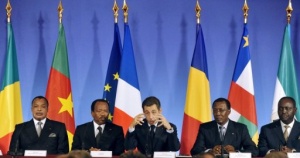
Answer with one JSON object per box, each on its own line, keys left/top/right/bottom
{"left": 218, "top": 120, "right": 229, "bottom": 129}
{"left": 93, "top": 121, "right": 105, "bottom": 132}
{"left": 280, "top": 119, "right": 295, "bottom": 128}
{"left": 33, "top": 118, "right": 46, "bottom": 125}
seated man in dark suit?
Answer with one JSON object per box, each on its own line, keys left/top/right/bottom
{"left": 71, "top": 99, "right": 124, "bottom": 156}
{"left": 8, "top": 96, "right": 69, "bottom": 155}
{"left": 258, "top": 96, "right": 300, "bottom": 156}
{"left": 190, "top": 97, "right": 258, "bottom": 156}
{"left": 125, "top": 96, "right": 180, "bottom": 157}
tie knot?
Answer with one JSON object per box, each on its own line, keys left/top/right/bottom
{"left": 150, "top": 125, "right": 155, "bottom": 131}
{"left": 97, "top": 126, "right": 102, "bottom": 132}
{"left": 37, "top": 121, "right": 42, "bottom": 125}
{"left": 284, "top": 125, "right": 290, "bottom": 129}
{"left": 219, "top": 126, "right": 224, "bottom": 130}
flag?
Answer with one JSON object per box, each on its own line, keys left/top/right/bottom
{"left": 0, "top": 22, "right": 23, "bottom": 153}
{"left": 180, "top": 24, "right": 211, "bottom": 155}
{"left": 103, "top": 23, "right": 122, "bottom": 121}
{"left": 45, "top": 23, "right": 75, "bottom": 150}
{"left": 113, "top": 23, "right": 142, "bottom": 134}
{"left": 271, "top": 24, "right": 300, "bottom": 120}
{"left": 228, "top": 24, "right": 258, "bottom": 144}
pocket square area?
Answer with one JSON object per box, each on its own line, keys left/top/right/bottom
{"left": 49, "top": 133, "right": 57, "bottom": 137}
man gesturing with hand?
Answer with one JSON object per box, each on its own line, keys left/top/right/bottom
{"left": 125, "top": 96, "right": 180, "bottom": 157}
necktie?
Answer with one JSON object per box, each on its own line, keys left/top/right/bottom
{"left": 96, "top": 126, "right": 102, "bottom": 148}
{"left": 150, "top": 125, "right": 155, "bottom": 139}
{"left": 219, "top": 126, "right": 225, "bottom": 141}
{"left": 37, "top": 121, "right": 42, "bottom": 137}
{"left": 147, "top": 125, "right": 156, "bottom": 157}
{"left": 284, "top": 125, "right": 290, "bottom": 142}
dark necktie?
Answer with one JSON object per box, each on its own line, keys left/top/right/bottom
{"left": 147, "top": 125, "right": 156, "bottom": 157}
{"left": 96, "top": 126, "right": 102, "bottom": 148}
{"left": 219, "top": 126, "right": 225, "bottom": 141}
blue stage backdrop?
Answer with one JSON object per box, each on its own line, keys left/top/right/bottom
{"left": 0, "top": 0, "right": 299, "bottom": 141}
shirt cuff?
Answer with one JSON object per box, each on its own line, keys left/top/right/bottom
{"left": 166, "top": 127, "right": 174, "bottom": 133}
{"left": 128, "top": 127, "right": 135, "bottom": 133}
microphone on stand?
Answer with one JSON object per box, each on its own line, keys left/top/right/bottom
{"left": 145, "top": 127, "right": 151, "bottom": 158}
{"left": 81, "top": 124, "right": 88, "bottom": 150}
{"left": 8, "top": 124, "right": 25, "bottom": 156}
{"left": 219, "top": 126, "right": 225, "bottom": 158}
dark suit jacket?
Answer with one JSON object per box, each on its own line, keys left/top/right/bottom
{"left": 190, "top": 120, "right": 258, "bottom": 156}
{"left": 71, "top": 121, "right": 124, "bottom": 156}
{"left": 125, "top": 119, "right": 180, "bottom": 155}
{"left": 258, "top": 120, "right": 300, "bottom": 156}
{"left": 9, "top": 118, "right": 69, "bottom": 155}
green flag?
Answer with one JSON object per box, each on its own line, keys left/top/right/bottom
{"left": 271, "top": 24, "right": 300, "bottom": 120}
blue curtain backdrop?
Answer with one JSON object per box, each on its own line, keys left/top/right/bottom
{"left": 0, "top": 0, "right": 299, "bottom": 140}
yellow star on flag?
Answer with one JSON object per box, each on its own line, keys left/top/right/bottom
{"left": 113, "top": 72, "right": 119, "bottom": 80}
{"left": 104, "top": 83, "right": 112, "bottom": 92}
{"left": 58, "top": 93, "right": 74, "bottom": 117}
{"left": 108, "top": 113, "right": 113, "bottom": 121}
{"left": 243, "top": 35, "right": 249, "bottom": 47}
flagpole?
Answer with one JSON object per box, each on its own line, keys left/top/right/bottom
{"left": 195, "top": 0, "right": 201, "bottom": 24}
{"left": 6, "top": 0, "right": 12, "bottom": 23}
{"left": 113, "top": 0, "right": 119, "bottom": 23}
{"left": 243, "top": 0, "right": 249, "bottom": 24}
{"left": 286, "top": 0, "right": 292, "bottom": 24}
{"left": 58, "top": 0, "right": 63, "bottom": 24}
{"left": 123, "top": 0, "right": 128, "bottom": 23}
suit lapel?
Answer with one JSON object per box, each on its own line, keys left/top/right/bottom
{"left": 39, "top": 119, "right": 54, "bottom": 141}
{"left": 25, "top": 120, "right": 39, "bottom": 141}
{"left": 102, "top": 122, "right": 111, "bottom": 137}
{"left": 153, "top": 125, "right": 164, "bottom": 149}
{"left": 213, "top": 121, "right": 222, "bottom": 144}
{"left": 224, "top": 120, "right": 235, "bottom": 144}
{"left": 273, "top": 121, "right": 286, "bottom": 145}
{"left": 287, "top": 121, "right": 300, "bottom": 143}
{"left": 86, "top": 122, "right": 97, "bottom": 146}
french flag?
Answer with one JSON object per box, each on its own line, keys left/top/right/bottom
{"left": 113, "top": 23, "right": 142, "bottom": 134}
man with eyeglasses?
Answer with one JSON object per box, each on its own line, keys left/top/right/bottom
{"left": 191, "top": 97, "right": 258, "bottom": 157}
{"left": 258, "top": 96, "right": 300, "bottom": 156}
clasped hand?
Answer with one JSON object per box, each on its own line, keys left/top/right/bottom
{"left": 279, "top": 146, "right": 293, "bottom": 153}
{"left": 212, "top": 145, "right": 235, "bottom": 155}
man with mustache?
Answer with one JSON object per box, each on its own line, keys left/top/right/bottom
{"left": 258, "top": 96, "right": 300, "bottom": 156}
{"left": 8, "top": 96, "right": 69, "bottom": 155}
{"left": 190, "top": 98, "right": 258, "bottom": 157}
{"left": 71, "top": 99, "right": 124, "bottom": 156}
{"left": 125, "top": 96, "right": 180, "bottom": 157}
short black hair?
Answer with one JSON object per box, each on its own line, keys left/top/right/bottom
{"left": 142, "top": 96, "right": 161, "bottom": 110}
{"left": 31, "top": 96, "right": 48, "bottom": 107}
{"left": 212, "top": 97, "right": 231, "bottom": 110}
{"left": 91, "top": 99, "right": 109, "bottom": 112}
{"left": 278, "top": 96, "right": 296, "bottom": 108}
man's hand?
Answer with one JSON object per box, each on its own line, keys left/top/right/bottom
{"left": 129, "top": 113, "right": 145, "bottom": 129}
{"left": 212, "top": 145, "right": 222, "bottom": 155}
{"left": 156, "top": 114, "right": 172, "bottom": 130}
{"left": 280, "top": 146, "right": 293, "bottom": 153}
{"left": 224, "top": 145, "right": 235, "bottom": 153}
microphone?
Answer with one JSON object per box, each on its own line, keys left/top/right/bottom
{"left": 145, "top": 128, "right": 150, "bottom": 157}
{"left": 8, "top": 123, "right": 26, "bottom": 156}
{"left": 81, "top": 124, "right": 88, "bottom": 150}
{"left": 220, "top": 138, "right": 225, "bottom": 158}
